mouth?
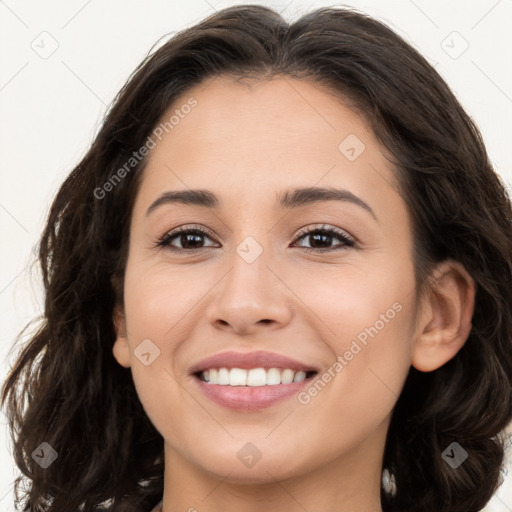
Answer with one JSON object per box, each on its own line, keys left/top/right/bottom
{"left": 193, "top": 368, "right": 318, "bottom": 387}
{"left": 188, "top": 350, "right": 320, "bottom": 410}
{"left": 191, "top": 367, "right": 319, "bottom": 411}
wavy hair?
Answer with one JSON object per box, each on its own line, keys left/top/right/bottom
{"left": 2, "top": 4, "right": 512, "bottom": 511}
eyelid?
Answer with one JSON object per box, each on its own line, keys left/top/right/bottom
{"left": 156, "top": 223, "right": 218, "bottom": 248}
{"left": 175, "top": 223, "right": 217, "bottom": 238}
{"left": 293, "top": 223, "right": 356, "bottom": 244}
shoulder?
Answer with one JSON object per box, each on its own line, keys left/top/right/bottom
{"left": 150, "top": 501, "right": 162, "bottom": 512}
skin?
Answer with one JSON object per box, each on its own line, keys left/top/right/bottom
{"left": 113, "top": 75, "right": 475, "bottom": 512}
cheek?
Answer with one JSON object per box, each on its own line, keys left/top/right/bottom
{"left": 123, "top": 259, "right": 202, "bottom": 341}
{"left": 120, "top": 261, "right": 201, "bottom": 427}
{"left": 288, "top": 252, "right": 415, "bottom": 351}
{"left": 292, "top": 256, "right": 415, "bottom": 420}
{"left": 289, "top": 297, "right": 413, "bottom": 467}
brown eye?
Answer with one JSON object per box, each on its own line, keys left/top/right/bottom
{"left": 157, "top": 226, "right": 219, "bottom": 251}
{"left": 292, "top": 225, "right": 355, "bottom": 252}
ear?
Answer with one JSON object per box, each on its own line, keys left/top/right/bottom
{"left": 411, "top": 260, "right": 475, "bottom": 372}
{"left": 112, "top": 304, "right": 131, "bottom": 368}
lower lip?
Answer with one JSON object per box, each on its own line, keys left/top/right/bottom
{"left": 193, "top": 375, "right": 316, "bottom": 411}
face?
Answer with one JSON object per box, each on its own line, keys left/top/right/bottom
{"left": 113, "top": 75, "right": 422, "bottom": 485}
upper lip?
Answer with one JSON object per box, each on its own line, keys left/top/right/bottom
{"left": 189, "top": 350, "right": 319, "bottom": 375}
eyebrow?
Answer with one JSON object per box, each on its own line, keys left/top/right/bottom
{"left": 146, "top": 186, "right": 377, "bottom": 220}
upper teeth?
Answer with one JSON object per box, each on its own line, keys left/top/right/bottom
{"left": 201, "top": 368, "right": 309, "bottom": 386}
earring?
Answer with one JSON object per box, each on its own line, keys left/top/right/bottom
{"left": 382, "top": 468, "right": 397, "bottom": 497}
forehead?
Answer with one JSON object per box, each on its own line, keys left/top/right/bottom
{"left": 136, "top": 75, "right": 400, "bottom": 212}
{"left": 156, "top": 75, "right": 376, "bottom": 156}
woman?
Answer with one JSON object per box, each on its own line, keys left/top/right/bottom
{"left": 2, "top": 4, "right": 511, "bottom": 512}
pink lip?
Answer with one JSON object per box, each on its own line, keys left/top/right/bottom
{"left": 193, "top": 376, "right": 315, "bottom": 411}
{"left": 189, "top": 350, "right": 318, "bottom": 411}
{"left": 188, "top": 350, "right": 318, "bottom": 374}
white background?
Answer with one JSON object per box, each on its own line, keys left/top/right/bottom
{"left": 1, "top": 0, "right": 511, "bottom": 510}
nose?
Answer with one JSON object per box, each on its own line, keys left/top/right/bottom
{"left": 204, "top": 246, "right": 293, "bottom": 336}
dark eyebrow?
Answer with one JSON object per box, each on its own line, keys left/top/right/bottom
{"left": 277, "top": 187, "right": 377, "bottom": 220}
{"left": 146, "top": 190, "right": 220, "bottom": 216}
{"left": 146, "top": 187, "right": 376, "bottom": 220}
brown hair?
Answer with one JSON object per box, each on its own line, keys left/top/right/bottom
{"left": 2, "top": 4, "right": 512, "bottom": 511}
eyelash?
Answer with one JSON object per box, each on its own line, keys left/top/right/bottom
{"left": 155, "top": 223, "right": 356, "bottom": 254}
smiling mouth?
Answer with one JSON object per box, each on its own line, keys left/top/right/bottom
{"left": 193, "top": 368, "right": 318, "bottom": 387}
